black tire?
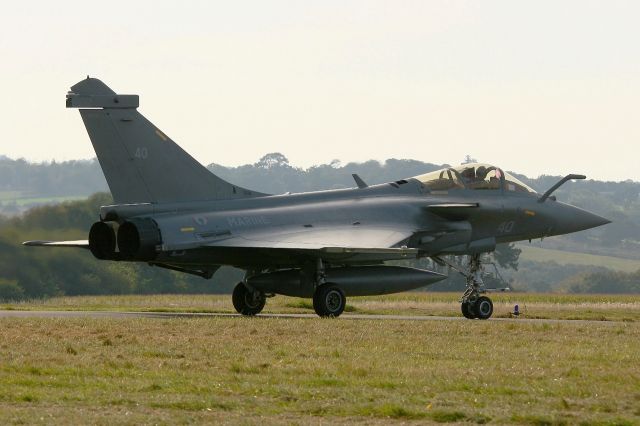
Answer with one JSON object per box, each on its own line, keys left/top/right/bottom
{"left": 313, "top": 284, "right": 346, "bottom": 318}
{"left": 473, "top": 296, "right": 493, "bottom": 320}
{"left": 232, "top": 282, "right": 266, "bottom": 316}
{"left": 461, "top": 301, "right": 476, "bottom": 319}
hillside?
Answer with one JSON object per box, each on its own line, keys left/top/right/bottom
{"left": 516, "top": 245, "right": 639, "bottom": 272}
{"left": 0, "top": 157, "right": 107, "bottom": 215}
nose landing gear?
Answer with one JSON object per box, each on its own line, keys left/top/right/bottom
{"left": 436, "top": 253, "right": 504, "bottom": 320}
{"left": 459, "top": 254, "right": 494, "bottom": 319}
{"left": 468, "top": 295, "right": 494, "bottom": 320}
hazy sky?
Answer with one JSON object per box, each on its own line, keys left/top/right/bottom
{"left": 1, "top": 1, "right": 638, "bottom": 181}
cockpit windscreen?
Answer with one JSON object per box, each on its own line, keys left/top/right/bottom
{"left": 412, "top": 163, "right": 537, "bottom": 194}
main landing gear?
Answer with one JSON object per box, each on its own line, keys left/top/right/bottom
{"left": 311, "top": 258, "right": 346, "bottom": 317}
{"left": 313, "top": 284, "right": 346, "bottom": 317}
{"left": 232, "top": 259, "right": 348, "bottom": 318}
{"left": 232, "top": 282, "right": 266, "bottom": 316}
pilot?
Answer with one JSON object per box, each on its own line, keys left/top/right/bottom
{"left": 466, "top": 166, "right": 488, "bottom": 189}
{"left": 461, "top": 167, "right": 475, "bottom": 183}
{"left": 475, "top": 166, "right": 488, "bottom": 181}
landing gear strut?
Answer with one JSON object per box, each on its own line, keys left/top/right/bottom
{"left": 459, "top": 254, "right": 493, "bottom": 320}
{"left": 232, "top": 282, "right": 266, "bottom": 316}
{"left": 435, "top": 254, "right": 496, "bottom": 320}
{"left": 311, "top": 258, "right": 346, "bottom": 318}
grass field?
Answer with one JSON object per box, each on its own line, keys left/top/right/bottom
{"left": 517, "top": 245, "right": 640, "bottom": 273}
{"left": 0, "top": 314, "right": 638, "bottom": 424}
{"left": 1, "top": 294, "right": 639, "bottom": 424}
{"left": 2, "top": 195, "right": 86, "bottom": 206}
{"left": 0, "top": 191, "right": 86, "bottom": 206}
{"left": 0, "top": 191, "right": 23, "bottom": 200}
{"left": 4, "top": 292, "right": 640, "bottom": 322}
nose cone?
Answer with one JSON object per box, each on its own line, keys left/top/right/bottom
{"left": 552, "top": 204, "right": 611, "bottom": 235}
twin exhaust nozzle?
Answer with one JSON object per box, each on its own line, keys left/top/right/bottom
{"left": 88, "top": 218, "right": 161, "bottom": 261}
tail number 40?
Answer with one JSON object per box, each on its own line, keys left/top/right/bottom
{"left": 134, "top": 147, "right": 148, "bottom": 160}
{"left": 497, "top": 221, "right": 515, "bottom": 233}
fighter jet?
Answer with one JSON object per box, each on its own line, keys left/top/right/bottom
{"left": 24, "top": 78, "right": 611, "bottom": 319}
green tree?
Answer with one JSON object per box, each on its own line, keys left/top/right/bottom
{"left": 0, "top": 278, "right": 25, "bottom": 301}
{"left": 256, "top": 153, "right": 292, "bottom": 169}
{"left": 493, "top": 243, "right": 521, "bottom": 271}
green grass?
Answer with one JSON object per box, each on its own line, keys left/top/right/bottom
{"left": 0, "top": 191, "right": 86, "bottom": 206}
{"left": 4, "top": 292, "right": 640, "bottom": 321}
{"left": 517, "top": 244, "right": 640, "bottom": 273}
{"left": 13, "top": 195, "right": 86, "bottom": 206}
{"left": 0, "top": 191, "right": 24, "bottom": 200}
{"left": 0, "top": 315, "right": 638, "bottom": 424}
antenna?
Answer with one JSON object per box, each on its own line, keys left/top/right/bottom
{"left": 462, "top": 155, "right": 477, "bottom": 164}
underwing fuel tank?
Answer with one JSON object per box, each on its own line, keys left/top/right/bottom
{"left": 247, "top": 265, "right": 447, "bottom": 298}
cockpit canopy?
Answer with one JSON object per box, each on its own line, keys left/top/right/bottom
{"left": 413, "top": 163, "right": 537, "bottom": 194}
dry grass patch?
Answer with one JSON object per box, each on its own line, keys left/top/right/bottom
{"left": 0, "top": 316, "right": 638, "bottom": 424}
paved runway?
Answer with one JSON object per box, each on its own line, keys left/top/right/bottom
{"left": 0, "top": 310, "right": 628, "bottom": 325}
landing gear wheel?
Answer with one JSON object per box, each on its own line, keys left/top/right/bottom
{"left": 461, "top": 301, "right": 476, "bottom": 319}
{"left": 313, "top": 284, "right": 346, "bottom": 318}
{"left": 473, "top": 296, "right": 493, "bottom": 320}
{"left": 232, "top": 282, "right": 266, "bottom": 316}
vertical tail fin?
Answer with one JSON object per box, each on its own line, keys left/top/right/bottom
{"left": 66, "top": 77, "right": 265, "bottom": 204}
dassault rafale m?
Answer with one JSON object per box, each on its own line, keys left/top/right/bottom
{"left": 25, "top": 78, "right": 610, "bottom": 319}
